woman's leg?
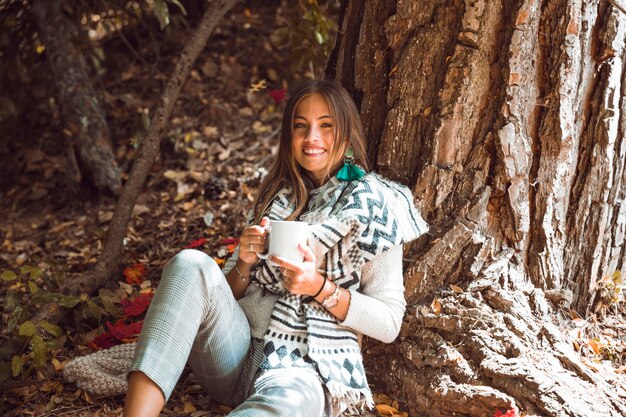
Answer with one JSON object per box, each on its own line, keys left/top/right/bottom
{"left": 123, "top": 371, "right": 165, "bottom": 417}
{"left": 228, "top": 368, "right": 325, "bottom": 417}
{"left": 124, "top": 249, "right": 251, "bottom": 416}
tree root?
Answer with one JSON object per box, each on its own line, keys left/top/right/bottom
{"left": 364, "top": 285, "right": 626, "bottom": 417}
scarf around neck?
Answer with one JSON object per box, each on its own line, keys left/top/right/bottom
{"left": 250, "top": 173, "right": 428, "bottom": 415}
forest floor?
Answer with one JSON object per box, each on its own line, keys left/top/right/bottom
{"left": 0, "top": 3, "right": 624, "bottom": 417}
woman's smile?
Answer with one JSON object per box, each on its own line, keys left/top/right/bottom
{"left": 303, "top": 147, "right": 326, "bottom": 156}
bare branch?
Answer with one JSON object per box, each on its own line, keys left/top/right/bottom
{"left": 68, "top": 0, "right": 241, "bottom": 294}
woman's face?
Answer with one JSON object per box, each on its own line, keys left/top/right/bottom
{"left": 291, "top": 93, "right": 338, "bottom": 186}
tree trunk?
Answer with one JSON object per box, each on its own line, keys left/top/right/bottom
{"left": 67, "top": 0, "right": 241, "bottom": 295}
{"left": 32, "top": 0, "right": 121, "bottom": 194}
{"left": 328, "top": 1, "right": 626, "bottom": 416}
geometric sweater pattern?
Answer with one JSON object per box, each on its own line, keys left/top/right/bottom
{"left": 251, "top": 173, "right": 428, "bottom": 414}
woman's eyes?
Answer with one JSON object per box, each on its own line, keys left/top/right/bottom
{"left": 293, "top": 123, "right": 334, "bottom": 129}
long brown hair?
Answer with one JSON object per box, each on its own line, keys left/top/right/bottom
{"left": 252, "top": 80, "right": 369, "bottom": 223}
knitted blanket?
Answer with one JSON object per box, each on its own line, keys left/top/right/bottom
{"left": 252, "top": 173, "right": 428, "bottom": 415}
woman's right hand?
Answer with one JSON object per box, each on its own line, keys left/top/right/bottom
{"left": 237, "top": 217, "right": 270, "bottom": 265}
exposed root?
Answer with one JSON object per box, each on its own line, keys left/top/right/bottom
{"left": 364, "top": 285, "right": 626, "bottom": 417}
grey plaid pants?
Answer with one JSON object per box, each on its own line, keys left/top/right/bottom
{"left": 129, "top": 249, "right": 325, "bottom": 417}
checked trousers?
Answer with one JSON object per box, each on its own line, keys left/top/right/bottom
{"left": 129, "top": 249, "right": 325, "bottom": 417}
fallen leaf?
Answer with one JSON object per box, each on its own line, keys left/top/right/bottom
{"left": 494, "top": 408, "right": 517, "bottom": 417}
{"left": 163, "top": 170, "right": 187, "bottom": 181}
{"left": 374, "top": 393, "right": 393, "bottom": 405}
{"left": 268, "top": 89, "right": 286, "bottom": 104}
{"left": 430, "top": 298, "right": 442, "bottom": 315}
{"left": 218, "top": 147, "right": 231, "bottom": 161}
{"left": 186, "top": 238, "right": 207, "bottom": 249}
{"left": 202, "top": 125, "right": 219, "bottom": 138}
{"left": 252, "top": 120, "right": 271, "bottom": 134}
{"left": 88, "top": 332, "right": 118, "bottom": 350}
{"left": 218, "top": 237, "right": 239, "bottom": 245}
{"left": 182, "top": 201, "right": 195, "bottom": 211}
{"left": 450, "top": 284, "right": 463, "bottom": 294}
{"left": 119, "top": 282, "right": 134, "bottom": 295}
{"left": 40, "top": 381, "right": 62, "bottom": 392}
{"left": 52, "top": 358, "right": 64, "bottom": 371}
{"left": 106, "top": 320, "right": 143, "bottom": 341}
{"left": 120, "top": 293, "right": 154, "bottom": 319}
{"left": 376, "top": 404, "right": 399, "bottom": 416}
{"left": 123, "top": 264, "right": 147, "bottom": 286}
{"left": 183, "top": 401, "right": 196, "bottom": 413}
{"left": 588, "top": 339, "right": 601, "bottom": 355}
{"left": 133, "top": 204, "right": 150, "bottom": 216}
{"left": 249, "top": 79, "right": 267, "bottom": 92}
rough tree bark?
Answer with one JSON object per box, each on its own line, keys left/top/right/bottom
{"left": 67, "top": 0, "right": 241, "bottom": 295}
{"left": 328, "top": 1, "right": 626, "bottom": 416}
{"left": 32, "top": 0, "right": 121, "bottom": 194}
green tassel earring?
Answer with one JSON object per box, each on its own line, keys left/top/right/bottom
{"left": 336, "top": 147, "right": 365, "bottom": 181}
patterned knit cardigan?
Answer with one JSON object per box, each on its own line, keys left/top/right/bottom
{"left": 251, "top": 173, "right": 428, "bottom": 415}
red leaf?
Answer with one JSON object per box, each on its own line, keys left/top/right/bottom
{"left": 268, "top": 89, "right": 286, "bottom": 104}
{"left": 226, "top": 243, "right": 237, "bottom": 255}
{"left": 120, "top": 293, "right": 154, "bottom": 319}
{"left": 123, "top": 264, "right": 146, "bottom": 286}
{"left": 88, "top": 332, "right": 118, "bottom": 350}
{"left": 106, "top": 320, "right": 144, "bottom": 341}
{"left": 185, "top": 238, "right": 207, "bottom": 249}
{"left": 218, "top": 237, "right": 239, "bottom": 245}
{"left": 494, "top": 409, "right": 517, "bottom": 417}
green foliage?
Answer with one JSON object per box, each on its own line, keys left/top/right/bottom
{"left": 274, "top": 0, "right": 339, "bottom": 75}
{"left": 0, "top": 264, "right": 117, "bottom": 382}
{"left": 153, "top": 0, "right": 187, "bottom": 30}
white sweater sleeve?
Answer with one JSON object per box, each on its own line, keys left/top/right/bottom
{"left": 339, "top": 244, "right": 406, "bottom": 343}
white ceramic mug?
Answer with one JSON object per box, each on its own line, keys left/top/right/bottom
{"left": 257, "top": 220, "right": 309, "bottom": 264}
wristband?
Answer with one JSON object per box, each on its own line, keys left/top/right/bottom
{"left": 312, "top": 275, "right": 327, "bottom": 298}
{"left": 322, "top": 283, "right": 342, "bottom": 309}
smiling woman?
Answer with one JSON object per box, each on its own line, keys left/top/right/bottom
{"left": 122, "top": 81, "right": 429, "bottom": 417}
{"left": 252, "top": 81, "right": 370, "bottom": 223}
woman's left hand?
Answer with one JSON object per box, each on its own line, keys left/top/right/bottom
{"left": 270, "top": 243, "right": 323, "bottom": 296}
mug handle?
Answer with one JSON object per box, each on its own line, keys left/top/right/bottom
{"left": 256, "top": 224, "right": 271, "bottom": 260}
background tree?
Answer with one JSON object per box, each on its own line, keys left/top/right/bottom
{"left": 328, "top": 1, "right": 626, "bottom": 416}
{"left": 0, "top": 0, "right": 203, "bottom": 195}
{"left": 31, "top": 0, "right": 121, "bottom": 194}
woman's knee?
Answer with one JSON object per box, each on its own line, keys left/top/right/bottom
{"left": 162, "top": 249, "right": 223, "bottom": 287}
{"left": 246, "top": 369, "right": 325, "bottom": 416}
